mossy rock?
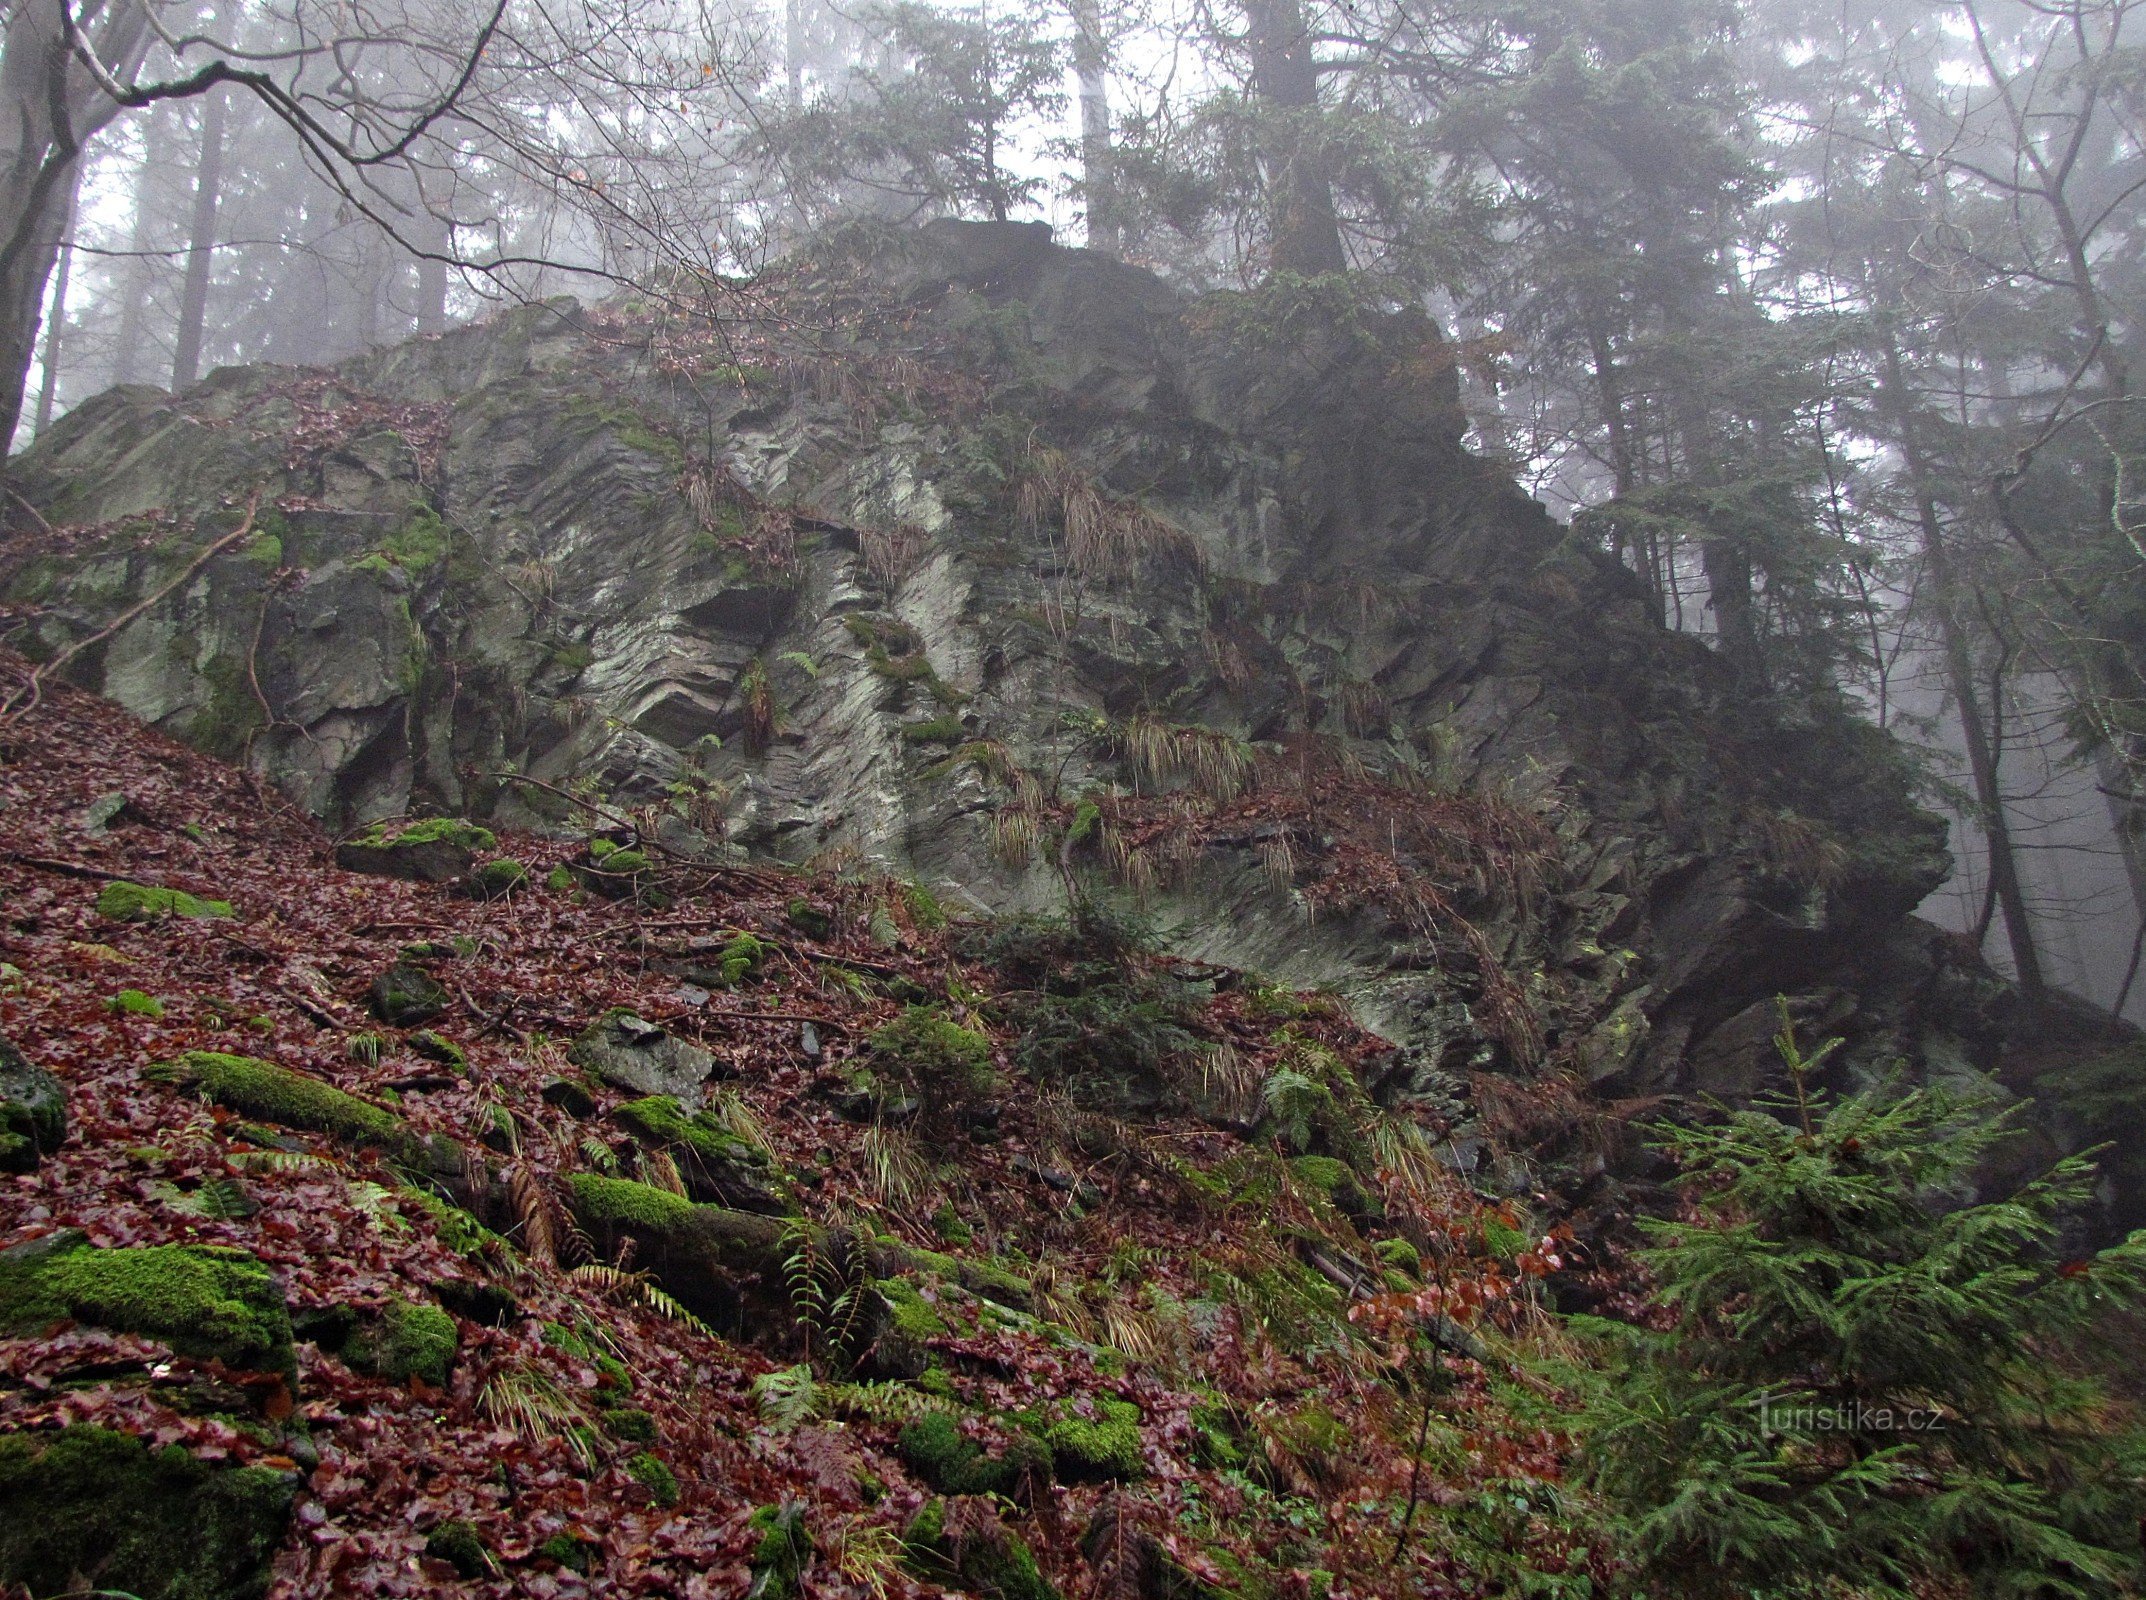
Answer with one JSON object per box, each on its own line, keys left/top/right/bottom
{"left": 568, "top": 1012, "right": 718, "bottom": 1105}
{"left": 1288, "top": 1154, "right": 1380, "bottom": 1225}
{"left": 1025, "top": 1396, "right": 1144, "bottom": 1482}
{"left": 786, "top": 898, "right": 834, "bottom": 939}
{"left": 748, "top": 1502, "right": 813, "bottom": 1600}
{"left": 343, "top": 1299, "right": 459, "bottom": 1385}
{"left": 866, "top": 1276, "right": 952, "bottom": 1380}
{"left": 539, "top": 1531, "right": 600, "bottom": 1574}
{"left": 614, "top": 1095, "right": 791, "bottom": 1213}
{"left": 869, "top": 1007, "right": 995, "bottom": 1106}
{"left": 146, "top": 1051, "right": 401, "bottom": 1145}
{"left": 897, "top": 1410, "right": 1052, "bottom": 1496}
{"left": 336, "top": 818, "right": 496, "bottom": 883}
{"left": 95, "top": 880, "right": 233, "bottom": 921}
{"left": 601, "top": 1405, "right": 658, "bottom": 1442}
{"left": 627, "top": 1450, "right": 680, "bottom": 1507}
{"left": 466, "top": 857, "right": 531, "bottom": 898}
{"left": 0, "top": 1034, "right": 65, "bottom": 1173}
{"left": 0, "top": 1425, "right": 297, "bottom": 1600}
{"left": 0, "top": 1232, "right": 293, "bottom": 1380}
{"left": 568, "top": 1172, "right": 699, "bottom": 1230}
{"left": 903, "top": 1497, "right": 1058, "bottom": 1600}
{"left": 408, "top": 1030, "right": 468, "bottom": 1070}
{"left": 370, "top": 962, "right": 448, "bottom": 1027}
{"left": 425, "top": 1518, "right": 494, "bottom": 1579}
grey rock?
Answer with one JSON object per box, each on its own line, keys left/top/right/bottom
{"left": 0, "top": 1035, "right": 65, "bottom": 1172}
{"left": 567, "top": 1012, "right": 723, "bottom": 1107}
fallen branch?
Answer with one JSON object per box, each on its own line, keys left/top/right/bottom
{"left": 1, "top": 494, "right": 262, "bottom": 725}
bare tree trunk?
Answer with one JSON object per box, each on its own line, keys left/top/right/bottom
{"left": 32, "top": 163, "right": 82, "bottom": 437}
{"left": 1070, "top": 0, "right": 1116, "bottom": 256}
{"left": 111, "top": 108, "right": 169, "bottom": 388}
{"left": 1880, "top": 341, "right": 2046, "bottom": 999}
{"left": 0, "top": 0, "right": 151, "bottom": 454}
{"left": 171, "top": 87, "right": 228, "bottom": 391}
{"left": 1243, "top": 0, "right": 1344, "bottom": 277}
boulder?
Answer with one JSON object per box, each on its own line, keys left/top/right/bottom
{"left": 567, "top": 1011, "right": 722, "bottom": 1107}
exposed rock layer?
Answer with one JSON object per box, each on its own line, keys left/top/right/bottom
{"left": 6, "top": 221, "right": 2133, "bottom": 1219}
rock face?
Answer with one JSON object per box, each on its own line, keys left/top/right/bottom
{"left": 6, "top": 220, "right": 2137, "bottom": 1218}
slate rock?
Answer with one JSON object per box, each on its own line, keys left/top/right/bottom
{"left": 566, "top": 1012, "right": 723, "bottom": 1108}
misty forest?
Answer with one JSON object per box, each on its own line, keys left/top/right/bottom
{"left": 14, "top": 0, "right": 2146, "bottom": 1596}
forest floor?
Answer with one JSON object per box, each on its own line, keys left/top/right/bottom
{"left": 0, "top": 661, "right": 1609, "bottom": 1600}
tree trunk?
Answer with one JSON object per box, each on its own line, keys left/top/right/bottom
{"left": 1070, "top": 0, "right": 1116, "bottom": 255}
{"left": 171, "top": 88, "right": 228, "bottom": 391}
{"left": 1243, "top": 0, "right": 1344, "bottom": 277}
{"left": 32, "top": 164, "right": 82, "bottom": 437}
{"left": 1880, "top": 341, "right": 2046, "bottom": 1000}
{"left": 111, "top": 110, "right": 168, "bottom": 388}
{"left": 0, "top": 0, "right": 152, "bottom": 455}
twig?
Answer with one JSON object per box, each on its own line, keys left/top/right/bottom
{"left": 0, "top": 850, "right": 124, "bottom": 882}
{"left": 1, "top": 494, "right": 261, "bottom": 725}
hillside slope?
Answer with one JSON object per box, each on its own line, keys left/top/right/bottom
{"left": 0, "top": 218, "right": 2137, "bottom": 1223}
{"left": 0, "top": 668, "right": 1599, "bottom": 1599}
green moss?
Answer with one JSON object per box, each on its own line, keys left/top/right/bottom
{"left": 902, "top": 1497, "right": 1058, "bottom": 1600}
{"left": 146, "top": 1052, "right": 401, "bottom": 1144}
{"left": 107, "top": 988, "right": 165, "bottom": 1017}
{"left": 627, "top": 1451, "right": 680, "bottom": 1507}
{"left": 0, "top": 1425, "right": 296, "bottom": 1600}
{"left": 715, "top": 931, "right": 770, "bottom": 985}
{"left": 356, "top": 816, "right": 496, "bottom": 851}
{"left": 539, "top": 1531, "right": 598, "bottom": 1573}
{"left": 1372, "top": 1236, "right": 1421, "bottom": 1275}
{"left": 547, "top": 864, "right": 576, "bottom": 892}
{"left": 748, "top": 1502, "right": 812, "bottom": 1600}
{"left": 0, "top": 1238, "right": 293, "bottom": 1377}
{"left": 240, "top": 531, "right": 284, "bottom": 567}
{"left": 786, "top": 898, "right": 834, "bottom": 939}
{"left": 601, "top": 1406, "right": 658, "bottom": 1442}
{"left": 616, "top": 1096, "right": 767, "bottom": 1168}
{"left": 364, "top": 504, "right": 452, "bottom": 574}
{"left": 344, "top": 1299, "right": 458, "bottom": 1385}
{"left": 877, "top": 1277, "right": 952, "bottom": 1351}
{"left": 425, "top": 1518, "right": 494, "bottom": 1578}
{"left": 1028, "top": 1396, "right": 1143, "bottom": 1481}
{"left": 897, "top": 1410, "right": 1052, "bottom": 1496}
{"left": 901, "top": 714, "right": 964, "bottom": 746}
{"left": 409, "top": 1030, "right": 468, "bottom": 1070}
{"left": 870, "top": 1007, "right": 994, "bottom": 1097}
{"left": 568, "top": 1172, "right": 699, "bottom": 1230}
{"left": 469, "top": 857, "right": 530, "bottom": 897}
{"left": 96, "top": 880, "right": 233, "bottom": 921}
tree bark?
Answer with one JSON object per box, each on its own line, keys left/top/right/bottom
{"left": 1879, "top": 341, "right": 2046, "bottom": 1000}
{"left": 0, "top": 0, "right": 152, "bottom": 455}
{"left": 1070, "top": 0, "right": 1116, "bottom": 256}
{"left": 32, "top": 164, "right": 82, "bottom": 437}
{"left": 170, "top": 86, "right": 229, "bottom": 392}
{"left": 1243, "top": 0, "right": 1344, "bottom": 277}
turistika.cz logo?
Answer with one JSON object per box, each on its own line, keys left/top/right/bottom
{"left": 1756, "top": 1399, "right": 1945, "bottom": 1436}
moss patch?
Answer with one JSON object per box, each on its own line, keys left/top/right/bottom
{"left": 0, "top": 1425, "right": 297, "bottom": 1600}
{"left": 903, "top": 1497, "right": 1058, "bottom": 1600}
{"left": 627, "top": 1450, "right": 680, "bottom": 1506}
{"left": 96, "top": 880, "right": 233, "bottom": 921}
{"left": 425, "top": 1518, "right": 493, "bottom": 1578}
{"left": 748, "top": 1502, "right": 812, "bottom": 1600}
{"left": 0, "top": 1236, "right": 293, "bottom": 1377}
{"left": 344, "top": 1299, "right": 459, "bottom": 1385}
{"left": 870, "top": 1007, "right": 995, "bottom": 1099}
{"left": 568, "top": 1172, "right": 699, "bottom": 1230}
{"left": 897, "top": 1410, "right": 1052, "bottom": 1496}
{"left": 469, "top": 857, "right": 530, "bottom": 897}
{"left": 146, "top": 1051, "right": 401, "bottom": 1144}
{"left": 1026, "top": 1396, "right": 1144, "bottom": 1481}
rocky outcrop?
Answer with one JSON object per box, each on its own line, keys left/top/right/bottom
{"left": 4, "top": 220, "right": 2136, "bottom": 1223}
